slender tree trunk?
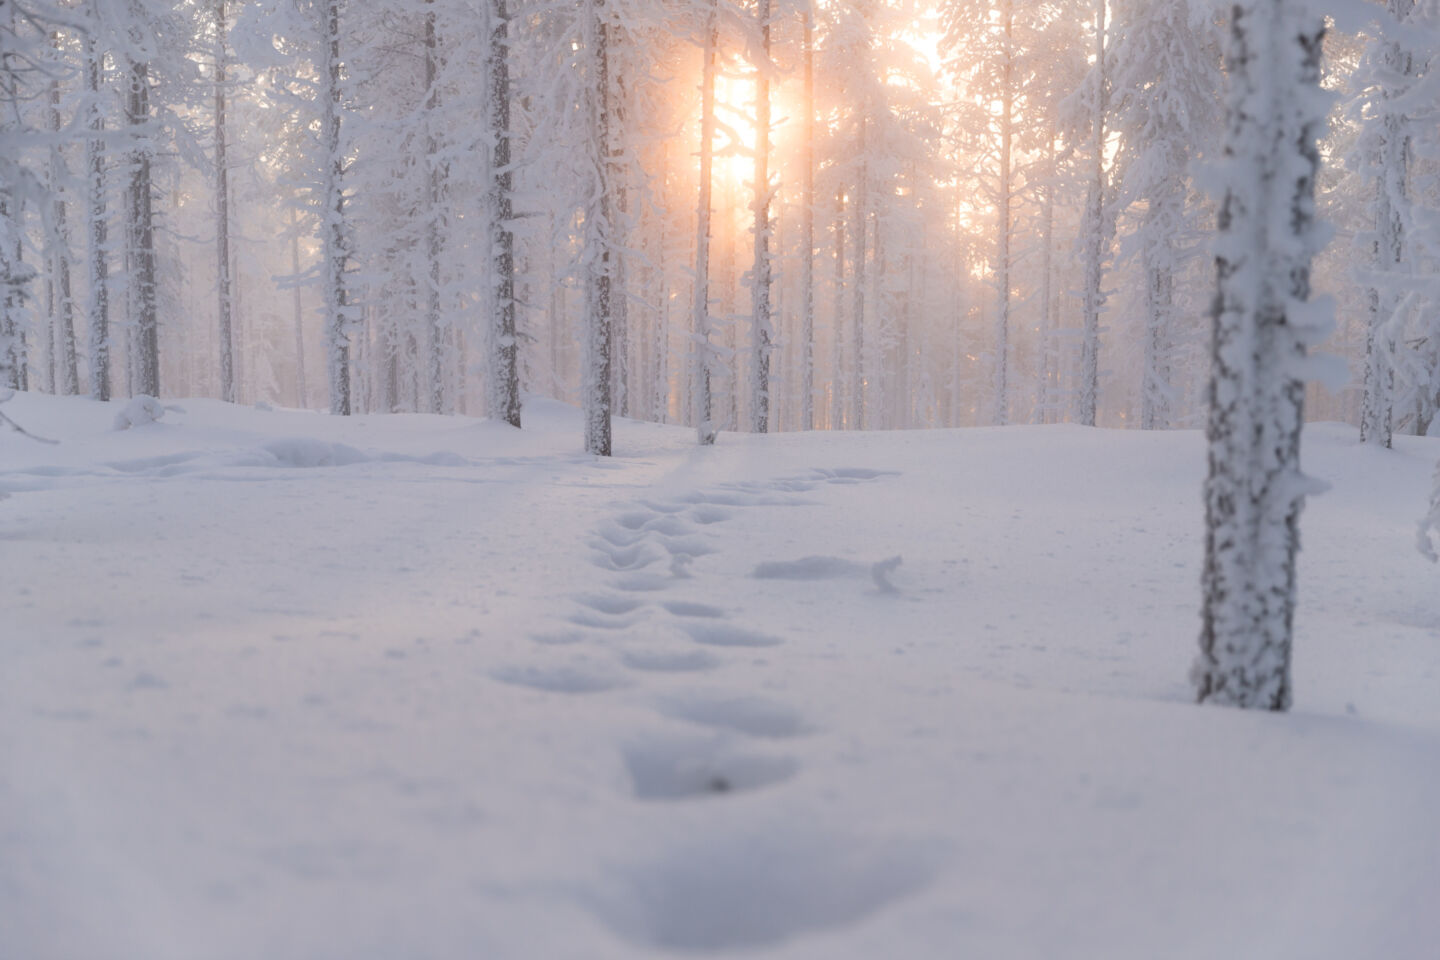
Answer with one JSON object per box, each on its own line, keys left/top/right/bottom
{"left": 691, "top": 2, "right": 718, "bottom": 445}
{"left": 1140, "top": 204, "right": 1175, "bottom": 430}
{"left": 288, "top": 203, "right": 307, "bottom": 407}
{"left": 489, "top": 0, "right": 521, "bottom": 426}
{"left": 800, "top": 3, "right": 815, "bottom": 430}
{"left": 994, "top": 0, "right": 1013, "bottom": 426}
{"left": 831, "top": 183, "right": 845, "bottom": 429}
{"left": 322, "top": 0, "right": 351, "bottom": 414}
{"left": 852, "top": 125, "right": 867, "bottom": 431}
{"left": 583, "top": 0, "right": 613, "bottom": 455}
{"left": 127, "top": 53, "right": 159, "bottom": 396}
{"left": 1360, "top": 0, "right": 1412, "bottom": 448}
{"left": 47, "top": 40, "right": 78, "bottom": 395}
{"left": 750, "top": 0, "right": 773, "bottom": 432}
{"left": 423, "top": 0, "right": 448, "bottom": 415}
{"left": 84, "top": 28, "right": 110, "bottom": 400}
{"left": 1037, "top": 134, "right": 1055, "bottom": 425}
{"left": 214, "top": 0, "right": 235, "bottom": 402}
{"left": 612, "top": 70, "right": 630, "bottom": 420}
{"left": 1194, "top": 1, "right": 1328, "bottom": 711}
{"left": 1078, "top": 0, "right": 1108, "bottom": 427}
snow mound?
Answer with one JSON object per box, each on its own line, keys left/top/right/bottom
{"left": 589, "top": 826, "right": 939, "bottom": 951}
{"left": 261, "top": 438, "right": 371, "bottom": 468}
{"left": 112, "top": 395, "right": 168, "bottom": 430}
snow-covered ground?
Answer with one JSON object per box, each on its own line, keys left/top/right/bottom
{"left": 2, "top": 391, "right": 1438, "bottom": 960}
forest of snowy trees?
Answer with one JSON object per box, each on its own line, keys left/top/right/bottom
{"left": 4, "top": 0, "right": 1436, "bottom": 444}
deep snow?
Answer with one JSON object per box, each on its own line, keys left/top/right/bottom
{"left": 1, "top": 391, "right": 1437, "bottom": 960}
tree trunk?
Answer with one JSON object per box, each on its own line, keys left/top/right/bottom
{"left": 321, "top": 0, "right": 351, "bottom": 414}
{"left": 423, "top": 0, "right": 449, "bottom": 415}
{"left": 1194, "top": 0, "right": 1328, "bottom": 711}
{"left": 831, "top": 183, "right": 845, "bottom": 429}
{"left": 214, "top": 0, "right": 235, "bottom": 402}
{"left": 1037, "top": 134, "right": 1055, "bottom": 425}
{"left": 851, "top": 123, "right": 867, "bottom": 431}
{"left": 800, "top": 3, "right": 815, "bottom": 430}
{"left": 84, "top": 27, "right": 110, "bottom": 401}
{"left": 127, "top": 54, "right": 159, "bottom": 396}
{"left": 489, "top": 0, "right": 521, "bottom": 426}
{"left": 750, "top": 0, "right": 773, "bottom": 433}
{"left": 583, "top": 0, "right": 613, "bottom": 455}
{"left": 1078, "top": 0, "right": 1108, "bottom": 427}
{"left": 1359, "top": 0, "right": 1412, "bottom": 449}
{"left": 288, "top": 203, "right": 308, "bottom": 407}
{"left": 47, "top": 40, "right": 78, "bottom": 396}
{"left": 994, "top": 0, "right": 1012, "bottom": 426}
{"left": 691, "top": 2, "right": 718, "bottom": 445}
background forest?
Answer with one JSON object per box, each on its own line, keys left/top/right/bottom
{"left": 0, "top": 0, "right": 1432, "bottom": 443}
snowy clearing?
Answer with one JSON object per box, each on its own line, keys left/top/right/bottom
{"left": 2, "top": 392, "right": 1438, "bottom": 960}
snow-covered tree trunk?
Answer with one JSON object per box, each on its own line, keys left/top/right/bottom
{"left": 126, "top": 50, "right": 160, "bottom": 396}
{"left": 1359, "top": 0, "right": 1414, "bottom": 450}
{"left": 852, "top": 122, "right": 867, "bottom": 431}
{"left": 46, "top": 42, "right": 77, "bottom": 396}
{"left": 1139, "top": 217, "right": 1175, "bottom": 430}
{"left": 582, "top": 0, "right": 613, "bottom": 456}
{"left": 749, "top": 0, "right": 773, "bottom": 433}
{"left": 321, "top": 0, "right": 351, "bottom": 415}
{"left": 993, "top": 0, "right": 1012, "bottom": 427}
{"left": 831, "top": 184, "right": 845, "bottom": 429}
{"left": 1036, "top": 134, "right": 1055, "bottom": 425}
{"left": 1193, "top": 0, "right": 1329, "bottom": 711}
{"left": 288, "top": 202, "right": 307, "bottom": 408}
{"left": 423, "top": 0, "right": 449, "bottom": 416}
{"left": 488, "top": 0, "right": 521, "bottom": 427}
{"left": 215, "top": 0, "right": 235, "bottom": 403}
{"left": 84, "top": 25, "right": 109, "bottom": 401}
{"left": 0, "top": 188, "right": 23, "bottom": 392}
{"left": 800, "top": 1, "right": 815, "bottom": 431}
{"left": 691, "top": 2, "right": 717, "bottom": 445}
{"left": 1077, "top": 0, "right": 1108, "bottom": 428}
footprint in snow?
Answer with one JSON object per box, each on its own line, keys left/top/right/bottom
{"left": 656, "top": 693, "right": 809, "bottom": 739}
{"left": 621, "top": 733, "right": 798, "bottom": 800}
{"left": 618, "top": 648, "right": 721, "bottom": 673}
{"left": 612, "top": 573, "right": 673, "bottom": 593}
{"left": 588, "top": 543, "right": 661, "bottom": 572}
{"left": 586, "top": 827, "right": 940, "bottom": 951}
{"left": 682, "top": 622, "right": 784, "bottom": 648}
{"left": 491, "top": 662, "right": 628, "bottom": 694}
{"left": 661, "top": 600, "right": 726, "bottom": 619}
{"left": 575, "top": 593, "right": 648, "bottom": 616}
{"left": 689, "top": 505, "right": 731, "bottom": 525}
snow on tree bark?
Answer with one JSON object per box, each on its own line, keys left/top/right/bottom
{"left": 126, "top": 53, "right": 160, "bottom": 397}
{"left": 215, "top": 0, "right": 236, "bottom": 404}
{"left": 321, "top": 0, "right": 351, "bottom": 415}
{"left": 800, "top": 2, "right": 815, "bottom": 431}
{"left": 1077, "top": 0, "right": 1109, "bottom": 428}
{"left": 488, "top": 0, "right": 521, "bottom": 428}
{"left": 749, "top": 0, "right": 773, "bottom": 434}
{"left": 1193, "top": 0, "right": 1330, "bottom": 711}
{"left": 46, "top": 42, "right": 78, "bottom": 397}
{"left": 84, "top": 25, "right": 110, "bottom": 401}
{"left": 582, "top": 0, "right": 613, "bottom": 456}
{"left": 691, "top": 2, "right": 717, "bottom": 446}
{"left": 1359, "top": 0, "right": 1414, "bottom": 450}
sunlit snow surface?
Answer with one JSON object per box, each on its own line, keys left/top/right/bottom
{"left": 2, "top": 392, "right": 1438, "bottom": 959}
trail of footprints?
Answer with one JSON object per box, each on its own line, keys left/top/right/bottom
{"left": 490, "top": 467, "right": 941, "bottom": 950}
{"left": 492, "top": 465, "right": 897, "bottom": 803}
